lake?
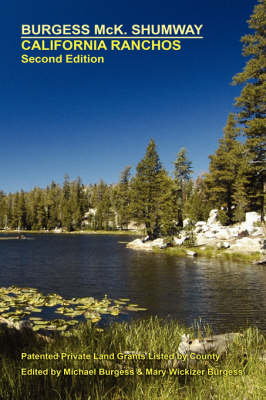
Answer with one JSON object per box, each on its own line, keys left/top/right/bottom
{"left": 0, "top": 233, "right": 265, "bottom": 333}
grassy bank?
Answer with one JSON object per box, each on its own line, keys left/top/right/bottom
{"left": 153, "top": 246, "right": 262, "bottom": 263}
{"left": 0, "top": 318, "right": 265, "bottom": 400}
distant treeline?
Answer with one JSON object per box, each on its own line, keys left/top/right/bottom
{"left": 0, "top": 0, "right": 264, "bottom": 237}
{"left": 0, "top": 123, "right": 264, "bottom": 237}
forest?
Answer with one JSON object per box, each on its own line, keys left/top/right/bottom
{"left": 0, "top": 0, "right": 265, "bottom": 237}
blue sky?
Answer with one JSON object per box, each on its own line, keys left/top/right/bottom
{"left": 1, "top": 0, "right": 255, "bottom": 193}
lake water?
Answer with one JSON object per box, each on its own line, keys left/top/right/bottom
{"left": 0, "top": 233, "right": 265, "bottom": 333}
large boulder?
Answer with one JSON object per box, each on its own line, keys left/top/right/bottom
{"left": 178, "top": 332, "right": 241, "bottom": 356}
{"left": 245, "top": 211, "right": 261, "bottom": 225}
{"left": 215, "top": 228, "right": 231, "bottom": 240}
{"left": 194, "top": 234, "right": 217, "bottom": 247}
{"left": 207, "top": 209, "right": 220, "bottom": 225}
{"left": 195, "top": 221, "right": 207, "bottom": 227}
{"left": 127, "top": 238, "right": 165, "bottom": 250}
{"left": 238, "top": 211, "right": 261, "bottom": 235}
{"left": 217, "top": 241, "right": 230, "bottom": 249}
{"left": 229, "top": 237, "right": 262, "bottom": 253}
{"left": 151, "top": 238, "right": 165, "bottom": 248}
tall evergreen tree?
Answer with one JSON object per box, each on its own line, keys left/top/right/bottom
{"left": 115, "top": 166, "right": 131, "bottom": 229}
{"left": 205, "top": 114, "right": 244, "bottom": 224}
{"left": 70, "top": 177, "right": 83, "bottom": 230}
{"left": 0, "top": 191, "right": 7, "bottom": 229}
{"left": 173, "top": 148, "right": 193, "bottom": 226}
{"left": 92, "top": 180, "right": 114, "bottom": 230}
{"left": 158, "top": 171, "right": 178, "bottom": 236}
{"left": 62, "top": 174, "right": 73, "bottom": 231}
{"left": 131, "top": 139, "right": 164, "bottom": 239}
{"left": 11, "top": 192, "right": 20, "bottom": 229}
{"left": 18, "top": 190, "right": 27, "bottom": 229}
{"left": 232, "top": 150, "right": 251, "bottom": 222}
{"left": 47, "top": 181, "right": 61, "bottom": 230}
{"left": 232, "top": 0, "right": 266, "bottom": 220}
{"left": 183, "top": 175, "right": 212, "bottom": 222}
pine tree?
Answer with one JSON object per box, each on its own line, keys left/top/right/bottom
{"left": 0, "top": 191, "right": 7, "bottom": 229}
{"left": 11, "top": 192, "right": 20, "bottom": 229}
{"left": 173, "top": 148, "right": 193, "bottom": 226}
{"left": 158, "top": 172, "right": 178, "bottom": 236}
{"left": 131, "top": 139, "right": 164, "bottom": 239}
{"left": 47, "top": 181, "right": 61, "bottom": 230}
{"left": 70, "top": 177, "right": 83, "bottom": 230}
{"left": 183, "top": 175, "right": 211, "bottom": 222}
{"left": 92, "top": 180, "right": 114, "bottom": 230}
{"left": 232, "top": 0, "right": 266, "bottom": 220}
{"left": 115, "top": 166, "right": 131, "bottom": 229}
{"left": 205, "top": 114, "right": 244, "bottom": 224}
{"left": 18, "top": 190, "right": 27, "bottom": 229}
{"left": 62, "top": 174, "right": 73, "bottom": 231}
{"left": 232, "top": 150, "right": 251, "bottom": 222}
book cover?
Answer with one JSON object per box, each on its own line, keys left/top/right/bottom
{"left": 0, "top": 1, "right": 265, "bottom": 399}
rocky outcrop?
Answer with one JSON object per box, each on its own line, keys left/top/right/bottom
{"left": 127, "top": 210, "right": 265, "bottom": 256}
{"left": 181, "top": 210, "right": 265, "bottom": 253}
{"left": 127, "top": 238, "right": 165, "bottom": 250}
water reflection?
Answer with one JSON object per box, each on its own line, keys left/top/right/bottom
{"left": 0, "top": 233, "right": 265, "bottom": 333}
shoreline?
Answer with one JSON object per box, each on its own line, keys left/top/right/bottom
{"left": 0, "top": 229, "right": 140, "bottom": 236}
{"left": 1, "top": 230, "right": 264, "bottom": 263}
{"left": 126, "top": 239, "right": 264, "bottom": 263}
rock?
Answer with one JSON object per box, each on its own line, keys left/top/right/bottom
{"left": 245, "top": 211, "right": 261, "bottom": 225}
{"left": 127, "top": 238, "right": 165, "bottom": 251}
{"left": 84, "top": 208, "right": 96, "bottom": 217}
{"left": 127, "top": 239, "right": 147, "bottom": 250}
{"left": 215, "top": 228, "right": 231, "bottom": 240}
{"left": 204, "top": 231, "right": 217, "bottom": 239}
{"left": 127, "top": 221, "right": 146, "bottom": 231}
{"left": 239, "top": 222, "right": 256, "bottom": 235}
{"left": 217, "top": 241, "right": 230, "bottom": 249}
{"left": 142, "top": 235, "right": 150, "bottom": 242}
{"left": 237, "top": 230, "right": 249, "bottom": 238}
{"left": 174, "top": 236, "right": 189, "bottom": 246}
{"left": 151, "top": 238, "right": 164, "bottom": 248}
{"left": 183, "top": 218, "right": 191, "bottom": 228}
{"left": 207, "top": 209, "right": 220, "bottom": 225}
{"left": 228, "top": 226, "right": 241, "bottom": 237}
{"left": 229, "top": 237, "right": 262, "bottom": 252}
{"left": 238, "top": 212, "right": 262, "bottom": 235}
{"left": 253, "top": 258, "right": 266, "bottom": 265}
{"left": 196, "top": 236, "right": 220, "bottom": 246}
{"left": 0, "top": 316, "right": 32, "bottom": 330}
{"left": 194, "top": 226, "right": 203, "bottom": 234}
{"left": 260, "top": 238, "right": 266, "bottom": 250}
{"left": 185, "top": 250, "right": 197, "bottom": 257}
{"left": 178, "top": 332, "right": 241, "bottom": 356}
{"left": 252, "top": 227, "right": 264, "bottom": 237}
{"left": 195, "top": 221, "right": 207, "bottom": 227}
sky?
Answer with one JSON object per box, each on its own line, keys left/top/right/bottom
{"left": 1, "top": 0, "right": 255, "bottom": 193}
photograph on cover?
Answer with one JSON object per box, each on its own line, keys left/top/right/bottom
{"left": 0, "top": 0, "right": 265, "bottom": 399}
